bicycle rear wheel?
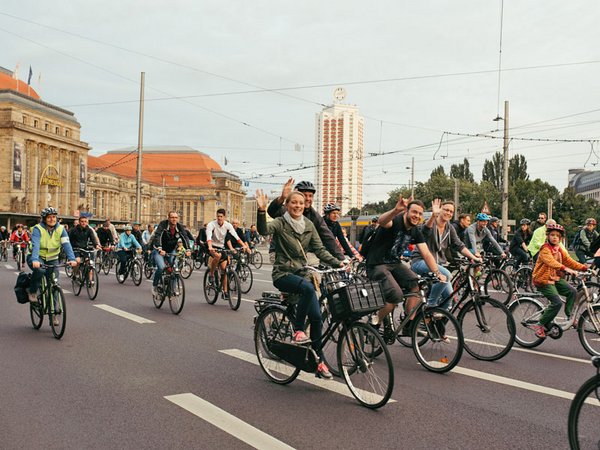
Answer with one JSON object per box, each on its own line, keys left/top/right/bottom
{"left": 86, "top": 267, "right": 99, "bottom": 300}
{"left": 457, "top": 296, "right": 515, "bottom": 361}
{"left": 30, "top": 291, "right": 43, "bottom": 329}
{"left": 131, "top": 260, "right": 142, "bottom": 286}
{"left": 579, "top": 305, "right": 600, "bottom": 356}
{"left": 251, "top": 251, "right": 263, "bottom": 269}
{"left": 412, "top": 308, "right": 463, "bottom": 373}
{"left": 227, "top": 270, "right": 242, "bottom": 310}
{"left": 180, "top": 259, "right": 193, "bottom": 279}
{"left": 169, "top": 275, "right": 185, "bottom": 315}
{"left": 203, "top": 270, "right": 218, "bottom": 304}
{"left": 483, "top": 269, "right": 514, "bottom": 305}
{"left": 254, "top": 307, "right": 300, "bottom": 384}
{"left": 338, "top": 322, "right": 394, "bottom": 409}
{"left": 237, "top": 263, "right": 253, "bottom": 294}
{"left": 568, "top": 374, "right": 600, "bottom": 450}
{"left": 513, "top": 266, "right": 534, "bottom": 293}
{"left": 50, "top": 287, "right": 66, "bottom": 339}
{"left": 71, "top": 270, "right": 83, "bottom": 296}
{"left": 102, "top": 254, "right": 111, "bottom": 275}
{"left": 508, "top": 297, "right": 545, "bottom": 348}
{"left": 143, "top": 260, "right": 154, "bottom": 279}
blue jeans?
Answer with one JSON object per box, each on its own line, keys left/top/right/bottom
{"left": 273, "top": 274, "right": 324, "bottom": 357}
{"left": 152, "top": 249, "right": 176, "bottom": 286}
{"left": 411, "top": 259, "right": 452, "bottom": 310}
{"left": 27, "top": 255, "right": 59, "bottom": 295}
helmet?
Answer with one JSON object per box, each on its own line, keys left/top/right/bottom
{"left": 0, "top": 226, "right": 5, "bottom": 230}
{"left": 124, "top": 225, "right": 132, "bottom": 231}
{"left": 371, "top": 216, "right": 379, "bottom": 223}
{"left": 586, "top": 218, "right": 597, "bottom": 225}
{"left": 133, "top": 221, "right": 141, "bottom": 226}
{"left": 475, "top": 213, "right": 490, "bottom": 221}
{"left": 489, "top": 216, "right": 499, "bottom": 223}
{"left": 40, "top": 207, "right": 58, "bottom": 219}
{"left": 520, "top": 218, "right": 531, "bottom": 225}
{"left": 546, "top": 223, "right": 565, "bottom": 235}
{"left": 323, "top": 203, "right": 341, "bottom": 214}
{"left": 102, "top": 221, "right": 109, "bottom": 228}
{"left": 294, "top": 180, "right": 316, "bottom": 193}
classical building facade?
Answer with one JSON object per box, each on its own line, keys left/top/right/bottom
{"left": 568, "top": 168, "right": 600, "bottom": 202}
{"left": 314, "top": 88, "right": 364, "bottom": 214}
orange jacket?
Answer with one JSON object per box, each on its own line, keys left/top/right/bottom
{"left": 532, "top": 243, "right": 586, "bottom": 286}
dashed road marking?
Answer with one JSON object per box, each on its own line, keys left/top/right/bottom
{"left": 93, "top": 304, "right": 155, "bottom": 324}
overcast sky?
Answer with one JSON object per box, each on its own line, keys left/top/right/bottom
{"left": 2, "top": 1, "right": 600, "bottom": 204}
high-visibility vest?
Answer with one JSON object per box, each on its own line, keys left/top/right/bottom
{"left": 34, "top": 223, "right": 65, "bottom": 261}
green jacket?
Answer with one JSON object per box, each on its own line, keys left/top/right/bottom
{"left": 528, "top": 225, "right": 566, "bottom": 257}
{"left": 257, "top": 211, "right": 342, "bottom": 281}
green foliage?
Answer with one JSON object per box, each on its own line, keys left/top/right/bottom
{"left": 450, "top": 158, "right": 475, "bottom": 182}
{"left": 431, "top": 165, "right": 446, "bottom": 177}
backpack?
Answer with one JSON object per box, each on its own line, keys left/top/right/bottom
{"left": 14, "top": 272, "right": 32, "bottom": 304}
{"left": 570, "top": 230, "right": 583, "bottom": 251}
{"left": 359, "top": 226, "right": 382, "bottom": 258}
{"left": 589, "top": 234, "right": 600, "bottom": 255}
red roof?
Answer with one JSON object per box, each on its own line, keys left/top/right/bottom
{"left": 0, "top": 70, "right": 40, "bottom": 99}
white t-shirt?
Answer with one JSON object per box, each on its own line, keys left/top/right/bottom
{"left": 206, "top": 220, "right": 240, "bottom": 248}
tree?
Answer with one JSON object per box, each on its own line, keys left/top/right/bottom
{"left": 555, "top": 187, "right": 598, "bottom": 236}
{"left": 509, "top": 154, "right": 529, "bottom": 184}
{"left": 482, "top": 152, "right": 503, "bottom": 189}
{"left": 347, "top": 207, "right": 361, "bottom": 216}
{"left": 450, "top": 158, "right": 474, "bottom": 182}
{"left": 431, "top": 165, "right": 446, "bottom": 178}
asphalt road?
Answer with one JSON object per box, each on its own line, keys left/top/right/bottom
{"left": 0, "top": 251, "right": 597, "bottom": 449}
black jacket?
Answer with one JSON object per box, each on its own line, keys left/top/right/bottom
{"left": 68, "top": 225, "right": 98, "bottom": 250}
{"left": 323, "top": 217, "right": 354, "bottom": 257}
{"left": 149, "top": 220, "right": 190, "bottom": 253}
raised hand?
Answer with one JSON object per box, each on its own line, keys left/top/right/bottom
{"left": 280, "top": 177, "right": 295, "bottom": 201}
{"left": 255, "top": 189, "right": 269, "bottom": 210}
{"left": 431, "top": 198, "right": 442, "bottom": 216}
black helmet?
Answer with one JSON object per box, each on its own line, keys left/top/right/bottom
{"left": 489, "top": 216, "right": 499, "bottom": 223}
{"left": 40, "top": 207, "right": 58, "bottom": 219}
{"left": 520, "top": 218, "right": 531, "bottom": 225}
{"left": 323, "top": 203, "right": 340, "bottom": 214}
{"left": 294, "top": 180, "right": 316, "bottom": 193}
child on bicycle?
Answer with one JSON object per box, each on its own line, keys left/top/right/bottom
{"left": 531, "top": 223, "right": 588, "bottom": 338}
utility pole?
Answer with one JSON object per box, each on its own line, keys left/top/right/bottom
{"left": 453, "top": 178, "right": 459, "bottom": 220}
{"left": 410, "top": 156, "right": 415, "bottom": 197}
{"left": 135, "top": 72, "right": 145, "bottom": 224}
{"left": 501, "top": 100, "right": 509, "bottom": 240}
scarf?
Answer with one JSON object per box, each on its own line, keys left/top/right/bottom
{"left": 283, "top": 211, "right": 306, "bottom": 235}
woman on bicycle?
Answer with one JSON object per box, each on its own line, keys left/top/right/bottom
{"left": 531, "top": 222, "right": 588, "bottom": 338}
{"left": 322, "top": 203, "right": 362, "bottom": 261}
{"left": 116, "top": 225, "right": 142, "bottom": 278}
{"left": 256, "top": 189, "right": 346, "bottom": 380}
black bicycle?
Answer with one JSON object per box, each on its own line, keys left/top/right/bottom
{"left": 568, "top": 356, "right": 600, "bottom": 449}
{"left": 30, "top": 263, "right": 70, "bottom": 339}
{"left": 152, "top": 256, "right": 185, "bottom": 315}
{"left": 232, "top": 250, "right": 253, "bottom": 294}
{"left": 115, "top": 249, "right": 143, "bottom": 286}
{"left": 203, "top": 249, "right": 242, "bottom": 310}
{"left": 71, "top": 248, "right": 99, "bottom": 300}
{"left": 14, "top": 242, "right": 27, "bottom": 272}
{"left": 249, "top": 246, "right": 263, "bottom": 269}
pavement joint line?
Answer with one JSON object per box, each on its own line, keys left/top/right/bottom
{"left": 165, "top": 393, "right": 295, "bottom": 449}
{"left": 93, "top": 304, "right": 155, "bottom": 324}
{"left": 219, "top": 348, "right": 397, "bottom": 403}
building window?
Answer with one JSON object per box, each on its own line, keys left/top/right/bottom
{"left": 22, "top": 116, "right": 27, "bottom": 124}
{"left": 193, "top": 202, "right": 198, "bottom": 228}
{"left": 65, "top": 129, "right": 70, "bottom": 138}
{"left": 100, "top": 191, "right": 106, "bottom": 216}
{"left": 186, "top": 202, "right": 191, "bottom": 225}
{"left": 34, "top": 119, "right": 38, "bottom": 128}
{"left": 55, "top": 126, "right": 60, "bottom": 134}
{"left": 44, "top": 123, "right": 49, "bottom": 131}
{"left": 92, "top": 190, "right": 98, "bottom": 215}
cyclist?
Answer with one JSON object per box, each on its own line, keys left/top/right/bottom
{"left": 323, "top": 203, "right": 361, "bottom": 260}
{"left": 484, "top": 217, "right": 507, "bottom": 254}
{"left": 530, "top": 212, "right": 547, "bottom": 233}
{"left": 27, "top": 208, "right": 77, "bottom": 321}
{"left": 0, "top": 225, "right": 9, "bottom": 260}
{"left": 97, "top": 222, "right": 115, "bottom": 248}
{"left": 115, "top": 225, "right": 142, "bottom": 279}
{"left": 465, "top": 213, "right": 506, "bottom": 258}
{"left": 132, "top": 222, "right": 144, "bottom": 245}
{"left": 142, "top": 223, "right": 154, "bottom": 246}
{"left": 359, "top": 217, "right": 378, "bottom": 250}
{"left": 256, "top": 189, "right": 346, "bottom": 380}
{"left": 267, "top": 178, "right": 345, "bottom": 260}
{"left": 245, "top": 224, "right": 261, "bottom": 246}
{"left": 528, "top": 219, "right": 566, "bottom": 262}
{"left": 367, "top": 196, "right": 446, "bottom": 335}
{"left": 411, "top": 199, "right": 480, "bottom": 309}
{"left": 10, "top": 223, "right": 30, "bottom": 261}
{"left": 69, "top": 215, "right": 101, "bottom": 283}
{"left": 530, "top": 223, "right": 588, "bottom": 338}
{"left": 509, "top": 218, "right": 532, "bottom": 268}
{"left": 206, "top": 209, "right": 248, "bottom": 299}
{"left": 225, "top": 218, "right": 249, "bottom": 254}
{"left": 148, "top": 211, "right": 191, "bottom": 297}
{"left": 574, "top": 218, "right": 598, "bottom": 264}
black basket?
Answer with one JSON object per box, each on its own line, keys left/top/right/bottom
{"left": 327, "top": 281, "right": 385, "bottom": 321}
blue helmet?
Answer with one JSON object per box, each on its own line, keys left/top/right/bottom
{"left": 475, "top": 213, "right": 491, "bottom": 221}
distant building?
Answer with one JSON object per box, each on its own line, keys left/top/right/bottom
{"left": 568, "top": 168, "right": 600, "bottom": 202}
{"left": 314, "top": 88, "right": 364, "bottom": 214}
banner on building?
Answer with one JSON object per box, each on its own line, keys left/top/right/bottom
{"left": 12, "top": 142, "right": 23, "bottom": 189}
{"left": 79, "top": 157, "right": 86, "bottom": 198}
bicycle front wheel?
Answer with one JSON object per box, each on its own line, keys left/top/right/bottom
{"left": 509, "top": 297, "right": 545, "bottom": 348}
{"left": 102, "top": 255, "right": 111, "bottom": 275}
{"left": 568, "top": 373, "right": 600, "bottom": 450}
{"left": 483, "top": 269, "right": 514, "bottom": 305}
{"left": 251, "top": 251, "right": 263, "bottom": 269}
{"left": 457, "top": 296, "right": 515, "bottom": 361}
{"left": 579, "top": 305, "right": 600, "bottom": 356}
{"left": 143, "top": 260, "right": 154, "bottom": 279}
{"left": 338, "top": 322, "right": 394, "bottom": 409}
{"left": 71, "top": 270, "right": 83, "bottom": 296}
{"left": 513, "top": 266, "right": 534, "bottom": 293}
{"left": 254, "top": 307, "right": 300, "bottom": 384}
{"left": 86, "top": 267, "right": 99, "bottom": 300}
{"left": 238, "top": 263, "right": 253, "bottom": 294}
{"left": 30, "top": 291, "right": 43, "bottom": 329}
{"left": 169, "top": 275, "right": 185, "bottom": 315}
{"left": 227, "top": 270, "right": 242, "bottom": 310}
{"left": 131, "top": 260, "right": 142, "bottom": 286}
{"left": 50, "top": 287, "right": 66, "bottom": 339}
{"left": 412, "top": 308, "right": 463, "bottom": 373}
{"left": 180, "top": 259, "right": 193, "bottom": 279}
{"left": 203, "top": 270, "right": 218, "bottom": 304}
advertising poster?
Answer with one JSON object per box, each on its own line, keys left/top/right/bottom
{"left": 79, "top": 157, "right": 86, "bottom": 198}
{"left": 12, "top": 142, "right": 23, "bottom": 189}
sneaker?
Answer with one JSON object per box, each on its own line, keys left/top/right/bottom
{"left": 316, "top": 362, "right": 333, "bottom": 380}
{"left": 531, "top": 324, "right": 546, "bottom": 338}
{"left": 53, "top": 316, "right": 60, "bottom": 326}
{"left": 151, "top": 286, "right": 158, "bottom": 297}
{"left": 28, "top": 291, "right": 38, "bottom": 303}
{"left": 223, "top": 291, "right": 230, "bottom": 300}
{"left": 292, "top": 330, "right": 311, "bottom": 345}
{"left": 208, "top": 274, "right": 215, "bottom": 285}
{"left": 400, "top": 321, "right": 413, "bottom": 337}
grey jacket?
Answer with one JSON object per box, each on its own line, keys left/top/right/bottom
{"left": 412, "top": 221, "right": 465, "bottom": 266}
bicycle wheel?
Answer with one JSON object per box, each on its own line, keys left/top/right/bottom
{"left": 131, "top": 260, "right": 142, "bottom": 286}
{"left": 115, "top": 261, "right": 126, "bottom": 284}
{"left": 86, "top": 267, "right": 99, "bottom": 300}
{"left": 203, "top": 270, "right": 218, "bottom": 304}
{"left": 180, "top": 259, "right": 193, "bottom": 279}
{"left": 227, "top": 270, "right": 242, "bottom": 310}
{"left": 457, "top": 296, "right": 515, "bottom": 361}
{"left": 568, "top": 374, "right": 600, "bottom": 450}
{"left": 144, "top": 260, "right": 154, "bottom": 279}
{"left": 193, "top": 255, "right": 203, "bottom": 270}
{"left": 237, "top": 263, "right": 253, "bottom": 294}
{"left": 50, "top": 287, "right": 66, "bottom": 339}
{"left": 483, "top": 269, "right": 514, "bottom": 305}
{"left": 579, "top": 305, "right": 600, "bottom": 356}
{"left": 71, "top": 270, "right": 83, "bottom": 296}
{"left": 254, "top": 307, "right": 301, "bottom": 384}
{"left": 412, "top": 308, "right": 463, "bottom": 373}
{"left": 513, "top": 266, "right": 534, "bottom": 293}
{"left": 169, "top": 275, "right": 185, "bottom": 315}
{"left": 30, "top": 290, "right": 43, "bottom": 329}
{"left": 579, "top": 282, "right": 600, "bottom": 304}
{"left": 102, "top": 255, "right": 111, "bottom": 275}
{"left": 320, "top": 303, "right": 341, "bottom": 377}
{"left": 392, "top": 303, "right": 412, "bottom": 348}
{"left": 338, "top": 322, "right": 394, "bottom": 408}
{"left": 251, "top": 251, "right": 263, "bottom": 269}
{"left": 16, "top": 251, "right": 23, "bottom": 271}
{"left": 153, "top": 283, "right": 165, "bottom": 309}
{"left": 508, "top": 297, "right": 545, "bottom": 348}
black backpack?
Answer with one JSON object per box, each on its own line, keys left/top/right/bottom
{"left": 570, "top": 229, "right": 584, "bottom": 251}
{"left": 14, "top": 272, "right": 32, "bottom": 304}
{"left": 589, "top": 234, "right": 600, "bottom": 255}
{"left": 359, "top": 226, "right": 382, "bottom": 258}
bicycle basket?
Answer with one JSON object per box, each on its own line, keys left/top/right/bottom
{"left": 269, "top": 340, "right": 318, "bottom": 373}
{"left": 327, "top": 281, "right": 385, "bottom": 321}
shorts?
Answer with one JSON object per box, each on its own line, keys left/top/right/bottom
{"left": 366, "top": 263, "right": 419, "bottom": 305}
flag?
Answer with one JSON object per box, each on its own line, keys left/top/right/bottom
{"left": 27, "top": 66, "right": 32, "bottom": 85}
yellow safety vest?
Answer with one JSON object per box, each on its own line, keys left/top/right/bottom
{"left": 34, "top": 223, "right": 65, "bottom": 261}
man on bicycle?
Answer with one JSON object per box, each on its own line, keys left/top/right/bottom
{"left": 574, "top": 218, "right": 599, "bottom": 264}
{"left": 69, "top": 215, "right": 101, "bottom": 283}
{"left": 0, "top": 225, "right": 9, "bottom": 260}
{"left": 206, "top": 209, "right": 248, "bottom": 299}
{"left": 116, "top": 225, "right": 142, "bottom": 279}
{"left": 148, "top": 211, "right": 191, "bottom": 297}
{"left": 27, "top": 208, "right": 77, "bottom": 322}
{"left": 97, "top": 222, "right": 115, "bottom": 248}
{"left": 465, "top": 213, "right": 506, "bottom": 258}
{"left": 225, "top": 218, "right": 250, "bottom": 254}
{"left": 10, "top": 223, "right": 30, "bottom": 261}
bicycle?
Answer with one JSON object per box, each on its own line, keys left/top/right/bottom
{"left": 192, "top": 246, "right": 209, "bottom": 270}
{"left": 152, "top": 256, "right": 185, "bottom": 315}
{"left": 98, "top": 246, "right": 115, "bottom": 275}
{"left": 203, "top": 249, "right": 242, "bottom": 310}
{"left": 232, "top": 250, "right": 253, "bottom": 294}
{"left": 254, "top": 266, "right": 394, "bottom": 408}
{"left": 509, "top": 273, "right": 600, "bottom": 355}
{"left": 13, "top": 242, "right": 27, "bottom": 271}
{"left": 143, "top": 250, "right": 155, "bottom": 279}
{"left": 30, "top": 262, "right": 70, "bottom": 339}
{"left": 249, "top": 245, "right": 263, "bottom": 269}
{"left": 0, "top": 239, "right": 8, "bottom": 261}
{"left": 176, "top": 253, "right": 194, "bottom": 279}
{"left": 479, "top": 254, "right": 515, "bottom": 305}
{"left": 115, "top": 249, "right": 143, "bottom": 286}
{"left": 568, "top": 355, "right": 600, "bottom": 450}
{"left": 71, "top": 248, "right": 99, "bottom": 300}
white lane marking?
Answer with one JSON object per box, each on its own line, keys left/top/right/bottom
{"left": 13, "top": 271, "right": 21, "bottom": 275}
{"left": 253, "top": 277, "right": 272, "bottom": 283}
{"left": 241, "top": 298, "right": 254, "bottom": 303}
{"left": 5, "top": 264, "right": 14, "bottom": 269}
{"left": 453, "top": 365, "right": 600, "bottom": 405}
{"left": 63, "top": 289, "right": 72, "bottom": 294}
{"left": 165, "top": 393, "right": 295, "bottom": 450}
{"left": 93, "top": 304, "right": 155, "bottom": 324}
{"left": 219, "top": 348, "right": 396, "bottom": 403}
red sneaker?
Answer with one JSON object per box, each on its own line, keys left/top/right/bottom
{"left": 316, "top": 362, "right": 333, "bottom": 380}
{"left": 532, "top": 324, "right": 546, "bottom": 338}
{"left": 292, "top": 331, "right": 311, "bottom": 345}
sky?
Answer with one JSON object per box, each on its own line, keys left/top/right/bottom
{"left": 2, "top": 1, "right": 600, "bottom": 205}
